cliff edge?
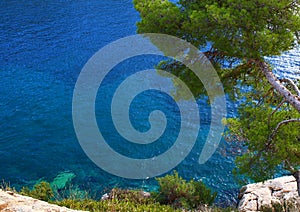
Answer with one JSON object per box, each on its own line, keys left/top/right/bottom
{"left": 0, "top": 189, "right": 84, "bottom": 212}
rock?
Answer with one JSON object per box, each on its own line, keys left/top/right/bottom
{"left": 256, "top": 188, "right": 272, "bottom": 209}
{"left": 238, "top": 176, "right": 300, "bottom": 211}
{"left": 0, "top": 189, "right": 85, "bottom": 212}
{"left": 238, "top": 193, "right": 258, "bottom": 211}
{"left": 141, "top": 191, "right": 151, "bottom": 198}
{"left": 101, "top": 188, "right": 151, "bottom": 201}
{"left": 101, "top": 193, "right": 109, "bottom": 200}
{"left": 265, "top": 180, "right": 283, "bottom": 191}
{"left": 0, "top": 200, "right": 8, "bottom": 210}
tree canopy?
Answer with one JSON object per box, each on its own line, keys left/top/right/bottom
{"left": 134, "top": 0, "right": 300, "bottom": 194}
{"left": 135, "top": 0, "right": 300, "bottom": 58}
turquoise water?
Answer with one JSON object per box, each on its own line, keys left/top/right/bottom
{"left": 0, "top": 0, "right": 298, "bottom": 206}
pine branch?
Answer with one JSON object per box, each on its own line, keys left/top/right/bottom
{"left": 263, "top": 118, "right": 300, "bottom": 152}
{"left": 269, "top": 118, "right": 300, "bottom": 141}
{"left": 267, "top": 99, "right": 286, "bottom": 127}
{"left": 280, "top": 78, "right": 300, "bottom": 96}
{"left": 257, "top": 60, "right": 300, "bottom": 113}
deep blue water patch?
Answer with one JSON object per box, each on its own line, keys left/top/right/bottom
{"left": 95, "top": 55, "right": 181, "bottom": 159}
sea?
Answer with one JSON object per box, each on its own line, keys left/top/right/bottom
{"left": 0, "top": 0, "right": 299, "bottom": 207}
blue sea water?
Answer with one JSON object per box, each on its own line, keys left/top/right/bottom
{"left": 0, "top": 0, "right": 299, "bottom": 207}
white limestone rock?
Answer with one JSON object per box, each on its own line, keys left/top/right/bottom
{"left": 238, "top": 176, "right": 300, "bottom": 211}
{"left": 0, "top": 189, "right": 85, "bottom": 212}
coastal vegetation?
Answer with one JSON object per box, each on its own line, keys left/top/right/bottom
{"left": 2, "top": 172, "right": 237, "bottom": 211}
{"left": 133, "top": 0, "right": 300, "bottom": 195}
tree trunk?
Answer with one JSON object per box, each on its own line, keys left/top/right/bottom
{"left": 293, "top": 170, "right": 300, "bottom": 196}
{"left": 258, "top": 61, "right": 300, "bottom": 113}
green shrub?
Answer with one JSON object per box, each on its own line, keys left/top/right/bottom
{"left": 107, "top": 188, "right": 153, "bottom": 204}
{"left": 55, "top": 187, "right": 179, "bottom": 211}
{"left": 187, "top": 180, "right": 217, "bottom": 207}
{"left": 155, "top": 171, "right": 217, "bottom": 209}
{"left": 21, "top": 181, "right": 54, "bottom": 201}
{"left": 56, "top": 198, "right": 179, "bottom": 212}
{"left": 155, "top": 171, "right": 193, "bottom": 205}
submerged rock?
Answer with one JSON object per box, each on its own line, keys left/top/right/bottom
{"left": 238, "top": 176, "right": 300, "bottom": 211}
{"left": 51, "top": 171, "right": 76, "bottom": 190}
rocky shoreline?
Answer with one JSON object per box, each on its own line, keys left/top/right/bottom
{"left": 1, "top": 175, "right": 300, "bottom": 212}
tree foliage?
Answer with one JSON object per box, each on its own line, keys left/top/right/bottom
{"left": 134, "top": 0, "right": 300, "bottom": 59}
{"left": 133, "top": 0, "right": 300, "bottom": 191}
{"left": 225, "top": 79, "right": 300, "bottom": 181}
